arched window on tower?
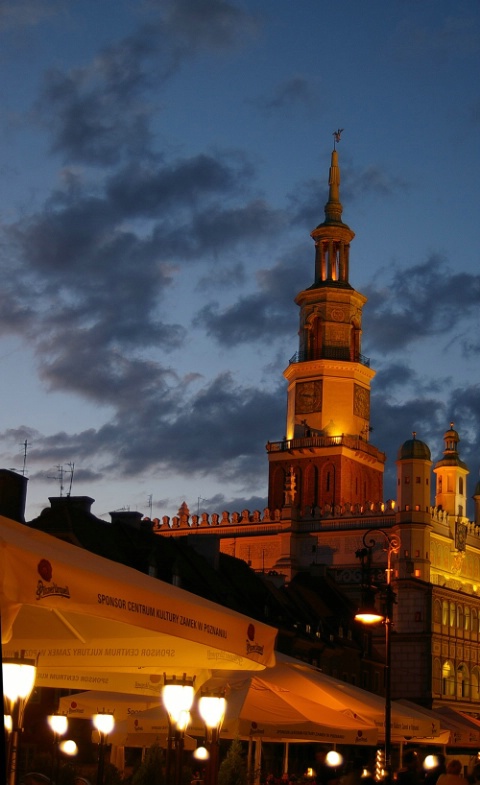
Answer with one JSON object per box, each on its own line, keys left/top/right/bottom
{"left": 457, "top": 663, "right": 469, "bottom": 699}
{"left": 442, "top": 600, "right": 449, "bottom": 626}
{"left": 449, "top": 602, "right": 456, "bottom": 628}
{"left": 304, "top": 464, "right": 318, "bottom": 510}
{"left": 471, "top": 667, "right": 480, "bottom": 701}
{"left": 438, "top": 476, "right": 443, "bottom": 493}
{"left": 459, "top": 477, "right": 464, "bottom": 495}
{"left": 442, "top": 660, "right": 455, "bottom": 696}
{"left": 472, "top": 608, "right": 478, "bottom": 637}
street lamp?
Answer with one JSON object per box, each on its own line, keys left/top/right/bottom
{"left": 48, "top": 714, "right": 68, "bottom": 784}
{"left": 355, "top": 529, "right": 400, "bottom": 784}
{"left": 162, "top": 675, "right": 195, "bottom": 785}
{"left": 92, "top": 713, "right": 115, "bottom": 785}
{"left": 199, "top": 694, "right": 227, "bottom": 785}
{"left": 3, "top": 651, "right": 37, "bottom": 785}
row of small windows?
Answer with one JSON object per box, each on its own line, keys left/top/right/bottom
{"left": 434, "top": 599, "right": 480, "bottom": 632}
{"left": 398, "top": 477, "right": 429, "bottom": 485}
{"left": 434, "top": 660, "right": 480, "bottom": 699}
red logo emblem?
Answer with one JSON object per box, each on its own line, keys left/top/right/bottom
{"left": 38, "top": 559, "right": 53, "bottom": 582}
{"left": 247, "top": 624, "right": 255, "bottom": 641}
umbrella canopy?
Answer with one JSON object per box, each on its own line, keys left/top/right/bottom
{"left": 58, "top": 690, "right": 161, "bottom": 721}
{"left": 54, "top": 675, "right": 379, "bottom": 745}
{"left": 0, "top": 517, "right": 277, "bottom": 676}
{"left": 265, "top": 654, "right": 447, "bottom": 742}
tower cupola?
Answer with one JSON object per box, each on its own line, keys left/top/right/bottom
{"left": 433, "top": 423, "right": 469, "bottom": 519}
{"left": 310, "top": 143, "right": 355, "bottom": 288}
{"left": 396, "top": 431, "right": 432, "bottom": 514}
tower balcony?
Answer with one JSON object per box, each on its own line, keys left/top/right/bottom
{"left": 289, "top": 348, "right": 370, "bottom": 367}
{"left": 266, "top": 433, "right": 385, "bottom": 463}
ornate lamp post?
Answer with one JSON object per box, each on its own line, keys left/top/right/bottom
{"left": 199, "top": 694, "right": 227, "bottom": 785}
{"left": 48, "top": 714, "right": 68, "bottom": 784}
{"left": 92, "top": 713, "right": 115, "bottom": 785}
{"left": 3, "top": 651, "right": 37, "bottom": 785}
{"left": 162, "top": 675, "right": 195, "bottom": 785}
{"left": 355, "top": 529, "right": 400, "bottom": 784}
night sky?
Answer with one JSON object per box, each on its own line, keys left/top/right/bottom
{"left": 0, "top": 0, "right": 479, "bottom": 520}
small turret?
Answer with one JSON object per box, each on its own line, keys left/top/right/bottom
{"left": 396, "top": 432, "right": 432, "bottom": 513}
{"left": 433, "top": 423, "right": 469, "bottom": 519}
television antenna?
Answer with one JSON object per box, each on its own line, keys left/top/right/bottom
{"left": 48, "top": 462, "right": 75, "bottom": 497}
{"left": 9, "top": 439, "right": 29, "bottom": 476}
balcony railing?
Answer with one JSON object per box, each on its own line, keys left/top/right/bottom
{"left": 266, "top": 433, "right": 385, "bottom": 462}
{"left": 289, "top": 348, "right": 370, "bottom": 367}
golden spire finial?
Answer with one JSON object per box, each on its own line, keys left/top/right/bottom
{"left": 333, "top": 128, "right": 344, "bottom": 150}
{"left": 324, "top": 131, "right": 343, "bottom": 223}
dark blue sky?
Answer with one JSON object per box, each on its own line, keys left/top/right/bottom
{"left": 0, "top": 0, "right": 479, "bottom": 519}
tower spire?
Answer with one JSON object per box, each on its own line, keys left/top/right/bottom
{"left": 324, "top": 143, "right": 343, "bottom": 225}
{"left": 311, "top": 134, "right": 354, "bottom": 287}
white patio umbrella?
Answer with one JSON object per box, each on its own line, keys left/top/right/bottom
{"left": 58, "top": 690, "right": 161, "bottom": 721}
{"left": 54, "top": 677, "right": 379, "bottom": 745}
{"left": 265, "top": 654, "right": 447, "bottom": 743}
{"left": 0, "top": 516, "right": 277, "bottom": 678}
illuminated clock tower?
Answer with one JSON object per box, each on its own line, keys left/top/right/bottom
{"left": 267, "top": 139, "right": 386, "bottom": 512}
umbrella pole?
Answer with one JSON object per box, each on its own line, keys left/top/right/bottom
{"left": 254, "top": 739, "right": 262, "bottom": 785}
{"left": 247, "top": 739, "right": 254, "bottom": 785}
{"left": 283, "top": 742, "right": 289, "bottom": 776}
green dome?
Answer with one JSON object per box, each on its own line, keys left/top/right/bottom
{"left": 398, "top": 433, "right": 431, "bottom": 461}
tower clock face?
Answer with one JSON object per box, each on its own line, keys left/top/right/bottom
{"left": 295, "top": 381, "right": 322, "bottom": 414}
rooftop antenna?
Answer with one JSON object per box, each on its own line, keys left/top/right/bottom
{"left": 66, "top": 462, "right": 75, "bottom": 496}
{"left": 147, "top": 494, "right": 153, "bottom": 517}
{"left": 48, "top": 465, "right": 65, "bottom": 496}
{"left": 21, "top": 439, "right": 28, "bottom": 476}
{"left": 48, "top": 463, "right": 75, "bottom": 497}
{"left": 197, "top": 496, "right": 208, "bottom": 516}
{"left": 8, "top": 439, "right": 30, "bottom": 475}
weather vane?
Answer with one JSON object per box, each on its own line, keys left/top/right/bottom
{"left": 333, "top": 128, "right": 344, "bottom": 149}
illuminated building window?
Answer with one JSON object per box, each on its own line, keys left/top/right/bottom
{"left": 442, "top": 660, "right": 455, "bottom": 696}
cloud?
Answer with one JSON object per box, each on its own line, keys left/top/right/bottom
{"left": 254, "top": 75, "right": 317, "bottom": 114}
{"left": 159, "top": 0, "right": 260, "bottom": 53}
{"left": 193, "top": 251, "right": 309, "bottom": 346}
{"left": 363, "top": 257, "right": 480, "bottom": 353}
{"left": 0, "top": 0, "right": 63, "bottom": 30}
{"left": 0, "top": 374, "right": 285, "bottom": 493}
{"left": 34, "top": 1, "right": 259, "bottom": 167}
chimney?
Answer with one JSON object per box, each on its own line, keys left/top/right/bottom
{"left": 0, "top": 469, "right": 28, "bottom": 522}
{"left": 49, "top": 496, "right": 95, "bottom": 514}
{"left": 109, "top": 510, "right": 144, "bottom": 528}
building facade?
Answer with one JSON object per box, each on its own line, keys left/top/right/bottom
{"left": 154, "top": 146, "right": 480, "bottom": 716}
